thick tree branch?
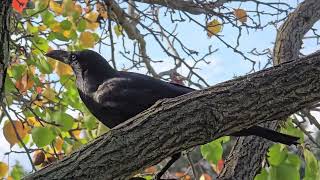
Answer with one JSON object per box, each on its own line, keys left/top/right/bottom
{"left": 273, "top": 0, "right": 320, "bottom": 64}
{"left": 219, "top": 0, "right": 320, "bottom": 179}
{"left": 24, "top": 52, "right": 320, "bottom": 180}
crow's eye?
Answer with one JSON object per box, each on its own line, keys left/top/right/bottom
{"left": 71, "top": 54, "right": 77, "bottom": 61}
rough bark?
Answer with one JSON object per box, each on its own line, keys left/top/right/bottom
{"left": 219, "top": 0, "right": 320, "bottom": 179}
{"left": 0, "top": 1, "right": 11, "bottom": 102}
{"left": 24, "top": 52, "right": 320, "bottom": 180}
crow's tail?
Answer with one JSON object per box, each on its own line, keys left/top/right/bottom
{"left": 231, "top": 125, "right": 299, "bottom": 146}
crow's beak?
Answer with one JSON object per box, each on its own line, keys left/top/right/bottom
{"left": 45, "top": 50, "right": 70, "bottom": 64}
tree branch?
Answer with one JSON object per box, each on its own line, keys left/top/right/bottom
{"left": 24, "top": 51, "right": 320, "bottom": 180}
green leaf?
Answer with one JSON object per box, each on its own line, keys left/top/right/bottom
{"left": 281, "top": 119, "right": 304, "bottom": 143}
{"left": 267, "top": 144, "right": 287, "bottom": 166}
{"left": 9, "top": 64, "right": 26, "bottom": 80}
{"left": 4, "top": 76, "right": 16, "bottom": 94}
{"left": 254, "top": 169, "right": 268, "bottom": 180}
{"left": 114, "top": 25, "right": 123, "bottom": 37}
{"left": 10, "top": 162, "right": 25, "bottom": 180}
{"left": 84, "top": 114, "right": 97, "bottom": 130}
{"left": 270, "top": 164, "right": 299, "bottom": 180}
{"left": 77, "top": 19, "right": 87, "bottom": 32}
{"left": 286, "top": 153, "right": 300, "bottom": 169}
{"left": 33, "top": 36, "right": 49, "bottom": 52}
{"left": 37, "top": 57, "right": 53, "bottom": 74}
{"left": 41, "top": 11, "right": 55, "bottom": 26}
{"left": 52, "top": 111, "right": 74, "bottom": 131}
{"left": 32, "top": 127, "right": 56, "bottom": 147}
{"left": 304, "top": 149, "right": 320, "bottom": 180}
{"left": 27, "top": 22, "right": 38, "bottom": 34}
{"left": 61, "top": 20, "right": 72, "bottom": 30}
{"left": 200, "top": 139, "right": 223, "bottom": 164}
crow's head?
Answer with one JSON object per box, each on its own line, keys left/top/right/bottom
{"left": 45, "top": 49, "right": 114, "bottom": 74}
{"left": 45, "top": 49, "right": 104, "bottom": 66}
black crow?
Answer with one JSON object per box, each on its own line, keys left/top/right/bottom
{"left": 46, "top": 49, "right": 299, "bottom": 179}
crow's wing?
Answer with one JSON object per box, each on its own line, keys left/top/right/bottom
{"left": 92, "top": 72, "right": 193, "bottom": 126}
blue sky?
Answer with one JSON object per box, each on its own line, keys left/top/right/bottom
{"left": 2, "top": 0, "right": 320, "bottom": 173}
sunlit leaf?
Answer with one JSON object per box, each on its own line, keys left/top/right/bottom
{"left": 49, "top": 0, "right": 63, "bottom": 15}
{"left": 3, "top": 120, "right": 28, "bottom": 147}
{"left": 55, "top": 61, "right": 73, "bottom": 76}
{"left": 234, "top": 9, "right": 248, "bottom": 23}
{"left": 0, "top": 162, "right": 8, "bottom": 178}
{"left": 201, "top": 139, "right": 223, "bottom": 164}
{"left": 54, "top": 137, "right": 64, "bottom": 152}
{"left": 207, "top": 19, "right": 222, "bottom": 37}
{"left": 79, "top": 31, "right": 95, "bottom": 48}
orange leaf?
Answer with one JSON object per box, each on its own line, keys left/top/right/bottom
{"left": 15, "top": 71, "right": 34, "bottom": 93}
{"left": 206, "top": 19, "right": 222, "bottom": 37}
{"left": 55, "top": 61, "right": 73, "bottom": 76}
{"left": 234, "top": 9, "right": 247, "bottom": 23}
{"left": 54, "top": 137, "right": 64, "bottom": 152}
{"left": 12, "top": 0, "right": 28, "bottom": 13}
{"left": 3, "top": 120, "right": 28, "bottom": 147}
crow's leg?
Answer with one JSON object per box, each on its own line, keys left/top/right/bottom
{"left": 153, "top": 153, "right": 181, "bottom": 180}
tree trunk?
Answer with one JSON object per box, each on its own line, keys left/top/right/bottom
{"left": 24, "top": 52, "right": 320, "bottom": 180}
{"left": 0, "top": 0, "right": 11, "bottom": 102}
{"left": 219, "top": 0, "right": 320, "bottom": 179}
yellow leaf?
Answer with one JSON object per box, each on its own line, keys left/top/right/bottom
{"left": 38, "top": 25, "right": 47, "bottom": 31}
{"left": 43, "top": 86, "right": 56, "bottom": 101}
{"left": 207, "top": 19, "right": 222, "bottom": 37}
{"left": 0, "top": 162, "right": 8, "bottom": 178}
{"left": 79, "top": 31, "right": 95, "bottom": 48}
{"left": 86, "top": 22, "right": 99, "bottom": 30}
{"left": 7, "top": 176, "right": 14, "bottom": 180}
{"left": 49, "top": 0, "right": 63, "bottom": 15}
{"left": 85, "top": 11, "right": 99, "bottom": 30}
{"left": 54, "top": 137, "right": 64, "bottom": 152}
{"left": 234, "top": 9, "right": 247, "bottom": 23}
{"left": 27, "top": 117, "right": 41, "bottom": 127}
{"left": 85, "top": 11, "right": 99, "bottom": 22}
{"left": 63, "top": 30, "right": 71, "bottom": 38}
{"left": 47, "top": 57, "right": 57, "bottom": 69}
{"left": 62, "top": 0, "right": 76, "bottom": 16}
{"left": 3, "top": 120, "right": 28, "bottom": 147}
{"left": 71, "top": 130, "right": 81, "bottom": 139}
{"left": 50, "top": 23, "right": 62, "bottom": 33}
{"left": 55, "top": 61, "right": 73, "bottom": 76}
